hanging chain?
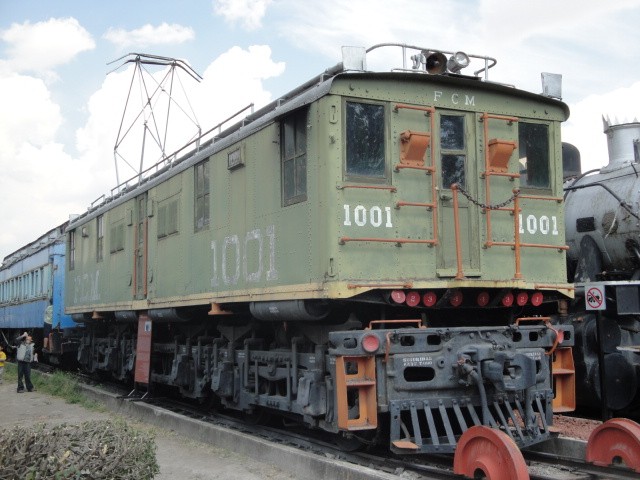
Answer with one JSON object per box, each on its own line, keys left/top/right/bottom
{"left": 454, "top": 183, "right": 519, "bottom": 210}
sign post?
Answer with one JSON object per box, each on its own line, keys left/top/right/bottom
{"left": 584, "top": 283, "right": 610, "bottom": 421}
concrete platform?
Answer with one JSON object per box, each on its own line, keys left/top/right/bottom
{"left": 80, "top": 384, "right": 403, "bottom": 480}
{"left": 0, "top": 378, "right": 401, "bottom": 479}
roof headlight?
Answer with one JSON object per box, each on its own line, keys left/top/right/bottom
{"left": 447, "top": 51, "right": 470, "bottom": 73}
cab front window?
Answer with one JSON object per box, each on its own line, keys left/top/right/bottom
{"left": 440, "top": 115, "right": 466, "bottom": 189}
{"left": 519, "top": 122, "right": 550, "bottom": 189}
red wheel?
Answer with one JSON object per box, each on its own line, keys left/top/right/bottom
{"left": 586, "top": 418, "right": 640, "bottom": 472}
{"left": 453, "top": 426, "right": 529, "bottom": 480}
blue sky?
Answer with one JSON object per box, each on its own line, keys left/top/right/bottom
{"left": 1, "top": 0, "right": 640, "bottom": 259}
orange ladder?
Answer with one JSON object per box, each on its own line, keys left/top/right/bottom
{"left": 552, "top": 347, "right": 576, "bottom": 412}
{"left": 335, "top": 355, "right": 378, "bottom": 430}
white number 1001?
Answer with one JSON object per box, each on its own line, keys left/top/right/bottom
{"left": 343, "top": 205, "right": 393, "bottom": 228}
{"left": 518, "top": 214, "right": 559, "bottom": 235}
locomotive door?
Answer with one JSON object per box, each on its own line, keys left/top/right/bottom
{"left": 436, "top": 111, "right": 481, "bottom": 277}
{"left": 134, "top": 193, "right": 148, "bottom": 299}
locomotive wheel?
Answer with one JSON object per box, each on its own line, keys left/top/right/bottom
{"left": 586, "top": 418, "right": 640, "bottom": 472}
{"left": 453, "top": 426, "right": 529, "bottom": 480}
{"left": 334, "top": 432, "right": 364, "bottom": 452}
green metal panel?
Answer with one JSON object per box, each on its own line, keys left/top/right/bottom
{"left": 327, "top": 75, "right": 568, "bottom": 293}
{"left": 65, "top": 71, "right": 570, "bottom": 315}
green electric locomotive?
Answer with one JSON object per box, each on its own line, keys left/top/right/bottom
{"left": 65, "top": 44, "right": 574, "bottom": 464}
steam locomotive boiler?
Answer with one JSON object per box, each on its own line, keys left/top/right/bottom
{"left": 65, "top": 43, "right": 574, "bottom": 460}
{"left": 565, "top": 118, "right": 640, "bottom": 414}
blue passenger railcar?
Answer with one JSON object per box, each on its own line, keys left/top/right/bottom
{"left": 0, "top": 222, "right": 78, "bottom": 364}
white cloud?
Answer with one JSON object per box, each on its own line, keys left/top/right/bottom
{"left": 477, "top": 0, "right": 640, "bottom": 42}
{"left": 271, "top": 0, "right": 640, "bottom": 99}
{"left": 0, "top": 72, "right": 95, "bottom": 258}
{"left": 272, "top": 0, "right": 473, "bottom": 59}
{"left": 103, "top": 23, "right": 195, "bottom": 49}
{"left": 75, "top": 45, "right": 285, "bottom": 194}
{"left": 0, "top": 74, "right": 61, "bottom": 157}
{"left": 199, "top": 44, "right": 284, "bottom": 116}
{"left": 563, "top": 81, "right": 640, "bottom": 172}
{"left": 213, "top": 0, "right": 273, "bottom": 30}
{"left": 75, "top": 70, "right": 131, "bottom": 188}
{"left": 0, "top": 17, "right": 94, "bottom": 77}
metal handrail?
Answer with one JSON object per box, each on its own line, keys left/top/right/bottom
{"left": 110, "top": 103, "right": 255, "bottom": 197}
{"left": 365, "top": 43, "right": 497, "bottom": 80}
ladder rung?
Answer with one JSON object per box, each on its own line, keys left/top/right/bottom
{"left": 346, "top": 379, "right": 375, "bottom": 387}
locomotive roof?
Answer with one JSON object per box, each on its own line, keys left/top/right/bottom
{"left": 1, "top": 221, "right": 68, "bottom": 269}
{"left": 69, "top": 52, "right": 568, "bottom": 230}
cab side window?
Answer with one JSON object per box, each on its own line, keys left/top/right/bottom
{"left": 194, "top": 160, "right": 210, "bottom": 231}
{"left": 345, "top": 102, "right": 386, "bottom": 181}
{"left": 282, "top": 108, "right": 308, "bottom": 206}
{"left": 69, "top": 230, "right": 76, "bottom": 270}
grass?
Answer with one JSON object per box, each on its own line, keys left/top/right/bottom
{"left": 4, "top": 363, "right": 105, "bottom": 411}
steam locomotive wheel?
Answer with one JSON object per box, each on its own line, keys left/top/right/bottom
{"left": 586, "top": 418, "right": 640, "bottom": 472}
{"left": 453, "top": 426, "right": 529, "bottom": 480}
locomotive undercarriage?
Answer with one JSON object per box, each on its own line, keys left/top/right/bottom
{"left": 569, "top": 299, "right": 640, "bottom": 416}
{"left": 75, "top": 306, "right": 570, "bottom": 454}
{"left": 77, "top": 324, "right": 136, "bottom": 382}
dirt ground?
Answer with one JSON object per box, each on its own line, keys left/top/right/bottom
{"left": 0, "top": 368, "right": 606, "bottom": 479}
{"left": 553, "top": 414, "right": 601, "bottom": 441}
{"left": 0, "top": 379, "right": 297, "bottom": 479}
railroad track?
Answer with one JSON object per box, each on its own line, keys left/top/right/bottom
{"left": 136, "top": 395, "right": 640, "bottom": 479}
{"left": 39, "top": 368, "right": 640, "bottom": 479}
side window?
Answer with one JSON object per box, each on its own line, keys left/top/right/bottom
{"left": 282, "top": 109, "right": 307, "bottom": 206}
{"left": 96, "top": 215, "right": 104, "bottom": 262}
{"left": 345, "top": 101, "right": 385, "bottom": 180}
{"left": 440, "top": 115, "right": 466, "bottom": 189}
{"left": 519, "top": 122, "right": 550, "bottom": 189}
{"left": 69, "top": 230, "right": 76, "bottom": 270}
{"left": 110, "top": 222, "right": 125, "bottom": 253}
{"left": 158, "top": 198, "right": 179, "bottom": 239}
{"left": 194, "top": 160, "right": 210, "bottom": 232}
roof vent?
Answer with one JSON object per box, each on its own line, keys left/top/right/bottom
{"left": 342, "top": 46, "right": 366, "bottom": 71}
{"left": 541, "top": 72, "right": 562, "bottom": 99}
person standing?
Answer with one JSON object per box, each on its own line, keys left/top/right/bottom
{"left": 43, "top": 301, "right": 53, "bottom": 351}
{"left": 15, "top": 332, "right": 36, "bottom": 393}
{"left": 0, "top": 344, "right": 6, "bottom": 384}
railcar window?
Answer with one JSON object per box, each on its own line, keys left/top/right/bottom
{"left": 158, "top": 200, "right": 179, "bottom": 238}
{"left": 110, "top": 223, "right": 125, "bottom": 252}
{"left": 519, "top": 122, "right": 550, "bottom": 189}
{"left": 346, "top": 102, "right": 385, "bottom": 179}
{"left": 440, "top": 115, "right": 466, "bottom": 188}
{"left": 194, "top": 160, "right": 210, "bottom": 231}
{"left": 69, "top": 230, "right": 75, "bottom": 270}
{"left": 96, "top": 215, "right": 104, "bottom": 262}
{"left": 282, "top": 109, "right": 308, "bottom": 206}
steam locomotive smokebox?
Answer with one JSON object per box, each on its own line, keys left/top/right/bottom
{"left": 583, "top": 316, "right": 621, "bottom": 354}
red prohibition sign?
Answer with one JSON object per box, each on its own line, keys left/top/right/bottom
{"left": 586, "top": 287, "right": 603, "bottom": 309}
